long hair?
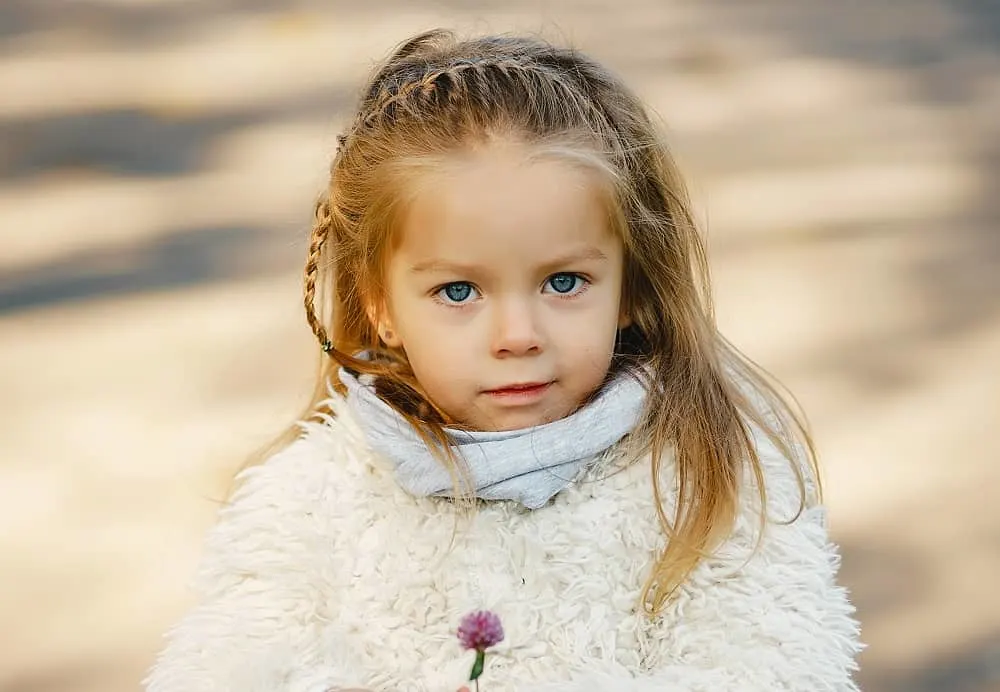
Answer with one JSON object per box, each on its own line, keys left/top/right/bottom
{"left": 264, "top": 29, "right": 819, "bottom": 615}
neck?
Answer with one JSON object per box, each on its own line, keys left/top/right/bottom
{"left": 340, "top": 367, "right": 647, "bottom": 509}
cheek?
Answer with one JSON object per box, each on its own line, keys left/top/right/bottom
{"left": 567, "top": 300, "right": 621, "bottom": 367}
{"left": 406, "top": 345, "right": 478, "bottom": 412}
{"left": 396, "top": 319, "right": 473, "bottom": 381}
{"left": 576, "top": 291, "right": 623, "bottom": 341}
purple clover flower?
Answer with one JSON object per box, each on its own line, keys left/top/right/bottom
{"left": 457, "top": 610, "right": 504, "bottom": 687}
{"left": 457, "top": 610, "right": 505, "bottom": 651}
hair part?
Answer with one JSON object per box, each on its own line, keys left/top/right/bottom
{"left": 264, "top": 28, "right": 820, "bottom": 615}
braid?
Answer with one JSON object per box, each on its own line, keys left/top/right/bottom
{"left": 342, "top": 57, "right": 573, "bottom": 147}
{"left": 304, "top": 197, "right": 334, "bottom": 353}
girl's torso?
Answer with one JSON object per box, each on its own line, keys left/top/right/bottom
{"left": 304, "top": 406, "right": 672, "bottom": 688}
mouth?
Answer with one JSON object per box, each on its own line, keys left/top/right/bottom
{"left": 483, "top": 381, "right": 553, "bottom": 402}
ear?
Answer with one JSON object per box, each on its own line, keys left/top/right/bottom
{"left": 616, "top": 281, "right": 633, "bottom": 329}
{"left": 617, "top": 296, "right": 632, "bottom": 330}
{"left": 379, "top": 321, "right": 403, "bottom": 348}
{"left": 365, "top": 300, "right": 403, "bottom": 348}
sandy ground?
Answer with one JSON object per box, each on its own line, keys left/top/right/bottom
{"left": 1, "top": 1, "right": 998, "bottom": 690}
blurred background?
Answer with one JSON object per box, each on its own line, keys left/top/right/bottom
{"left": 1, "top": 1, "right": 997, "bottom": 690}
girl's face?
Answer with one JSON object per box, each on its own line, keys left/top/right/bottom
{"left": 379, "top": 143, "right": 628, "bottom": 431}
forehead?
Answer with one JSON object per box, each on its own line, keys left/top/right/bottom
{"left": 393, "top": 145, "right": 619, "bottom": 263}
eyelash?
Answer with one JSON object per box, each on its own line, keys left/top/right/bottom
{"left": 432, "top": 273, "right": 591, "bottom": 306}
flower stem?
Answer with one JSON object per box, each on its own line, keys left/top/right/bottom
{"left": 470, "top": 649, "right": 485, "bottom": 681}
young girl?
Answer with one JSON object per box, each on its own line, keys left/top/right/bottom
{"left": 145, "top": 29, "right": 861, "bottom": 691}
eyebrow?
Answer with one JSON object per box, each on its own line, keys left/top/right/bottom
{"left": 409, "top": 246, "right": 609, "bottom": 274}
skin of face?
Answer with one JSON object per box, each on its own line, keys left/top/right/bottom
{"left": 378, "top": 143, "right": 629, "bottom": 432}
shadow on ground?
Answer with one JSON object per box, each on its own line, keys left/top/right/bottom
{"left": 0, "top": 224, "right": 303, "bottom": 313}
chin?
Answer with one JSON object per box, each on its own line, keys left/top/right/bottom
{"left": 487, "top": 419, "right": 541, "bottom": 432}
{"left": 473, "top": 408, "right": 567, "bottom": 432}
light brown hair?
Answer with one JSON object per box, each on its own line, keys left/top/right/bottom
{"left": 282, "top": 29, "right": 818, "bottom": 615}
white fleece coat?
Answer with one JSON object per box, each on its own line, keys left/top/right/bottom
{"left": 145, "top": 394, "right": 862, "bottom": 691}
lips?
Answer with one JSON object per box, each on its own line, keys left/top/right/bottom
{"left": 483, "top": 382, "right": 553, "bottom": 404}
{"left": 485, "top": 382, "right": 550, "bottom": 394}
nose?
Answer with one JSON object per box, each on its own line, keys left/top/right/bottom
{"left": 490, "top": 297, "right": 544, "bottom": 357}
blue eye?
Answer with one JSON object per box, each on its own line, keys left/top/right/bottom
{"left": 546, "top": 273, "right": 584, "bottom": 294}
{"left": 437, "top": 282, "right": 478, "bottom": 304}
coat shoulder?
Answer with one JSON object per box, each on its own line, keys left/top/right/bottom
{"left": 191, "top": 397, "right": 379, "bottom": 595}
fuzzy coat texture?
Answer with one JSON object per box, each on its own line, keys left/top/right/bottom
{"left": 145, "top": 393, "right": 862, "bottom": 691}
